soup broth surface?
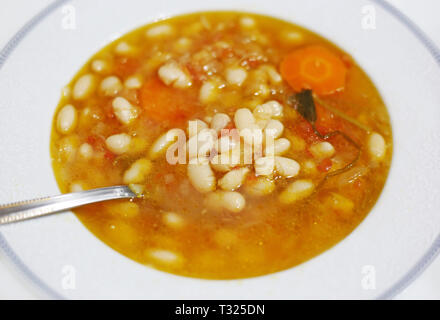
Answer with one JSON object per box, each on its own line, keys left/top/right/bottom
{"left": 51, "top": 12, "right": 392, "bottom": 279}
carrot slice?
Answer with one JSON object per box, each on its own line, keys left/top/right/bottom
{"left": 139, "top": 77, "right": 197, "bottom": 125}
{"left": 280, "top": 45, "right": 347, "bottom": 95}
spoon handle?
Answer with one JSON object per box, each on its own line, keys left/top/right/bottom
{"left": 0, "top": 186, "right": 136, "bottom": 225}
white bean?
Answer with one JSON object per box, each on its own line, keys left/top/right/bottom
{"left": 273, "top": 138, "right": 291, "bottom": 156}
{"left": 91, "top": 59, "right": 108, "bottom": 74}
{"left": 123, "top": 158, "right": 152, "bottom": 184}
{"left": 70, "top": 182, "right": 84, "bottom": 192}
{"left": 61, "top": 86, "right": 71, "bottom": 98}
{"left": 253, "top": 103, "right": 274, "bottom": 120}
{"left": 56, "top": 104, "right": 77, "bottom": 134}
{"left": 239, "top": 16, "right": 256, "bottom": 29}
{"left": 264, "top": 119, "right": 284, "bottom": 139}
{"left": 187, "top": 129, "right": 217, "bottom": 159}
{"left": 225, "top": 67, "right": 247, "bottom": 86}
{"left": 148, "top": 249, "right": 182, "bottom": 266}
{"left": 302, "top": 160, "right": 318, "bottom": 175}
{"left": 310, "top": 142, "right": 335, "bottom": 159}
{"left": 204, "top": 116, "right": 213, "bottom": 124}
{"left": 216, "top": 135, "right": 240, "bottom": 154}
{"left": 79, "top": 143, "right": 93, "bottom": 159}
{"left": 129, "top": 184, "right": 145, "bottom": 197}
{"left": 234, "top": 108, "right": 255, "bottom": 130}
{"left": 279, "top": 179, "right": 314, "bottom": 204}
{"left": 107, "top": 201, "right": 139, "bottom": 218}
{"left": 254, "top": 156, "right": 275, "bottom": 176}
{"left": 149, "top": 128, "right": 182, "bottom": 159}
{"left": 100, "top": 76, "right": 122, "bottom": 96}
{"left": 187, "top": 160, "right": 216, "bottom": 193}
{"left": 124, "top": 75, "right": 143, "bottom": 89}
{"left": 115, "top": 41, "right": 135, "bottom": 55}
{"left": 368, "top": 132, "right": 386, "bottom": 161}
{"left": 245, "top": 177, "right": 275, "bottom": 197}
{"left": 282, "top": 30, "right": 304, "bottom": 44}
{"left": 256, "top": 119, "right": 269, "bottom": 130}
{"left": 58, "top": 135, "right": 79, "bottom": 162}
{"left": 250, "top": 82, "right": 270, "bottom": 99}
{"left": 105, "top": 133, "right": 131, "bottom": 155}
{"left": 205, "top": 191, "right": 246, "bottom": 212}
{"left": 265, "top": 100, "right": 283, "bottom": 118}
{"left": 240, "top": 125, "right": 263, "bottom": 149}
{"left": 218, "top": 167, "right": 250, "bottom": 191}
{"left": 275, "top": 157, "right": 300, "bottom": 178}
{"left": 73, "top": 74, "right": 95, "bottom": 100}
{"left": 187, "top": 119, "right": 208, "bottom": 138}
{"left": 158, "top": 61, "right": 192, "bottom": 88}
{"left": 260, "top": 65, "right": 282, "bottom": 84}
{"left": 145, "top": 24, "right": 175, "bottom": 38}
{"left": 210, "top": 113, "right": 231, "bottom": 133}
{"left": 199, "top": 80, "right": 219, "bottom": 104}
{"left": 222, "top": 191, "right": 246, "bottom": 212}
{"left": 112, "top": 97, "right": 138, "bottom": 125}
{"left": 163, "top": 212, "right": 184, "bottom": 229}
{"left": 174, "top": 37, "right": 192, "bottom": 51}
{"left": 327, "top": 193, "right": 354, "bottom": 215}
{"left": 210, "top": 154, "right": 235, "bottom": 172}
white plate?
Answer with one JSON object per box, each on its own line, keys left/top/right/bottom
{"left": 1, "top": 0, "right": 440, "bottom": 299}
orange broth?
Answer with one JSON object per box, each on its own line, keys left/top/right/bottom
{"left": 50, "top": 12, "right": 392, "bottom": 279}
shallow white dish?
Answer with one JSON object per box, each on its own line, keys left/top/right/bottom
{"left": 1, "top": 0, "right": 440, "bottom": 299}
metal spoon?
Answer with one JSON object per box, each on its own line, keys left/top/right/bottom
{"left": 0, "top": 186, "right": 136, "bottom": 225}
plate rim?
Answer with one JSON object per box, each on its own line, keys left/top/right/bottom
{"left": 0, "top": 0, "right": 439, "bottom": 300}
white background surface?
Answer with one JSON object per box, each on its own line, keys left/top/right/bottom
{"left": 0, "top": 0, "right": 439, "bottom": 300}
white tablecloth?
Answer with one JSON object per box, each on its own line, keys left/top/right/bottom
{"left": 0, "top": 0, "right": 439, "bottom": 299}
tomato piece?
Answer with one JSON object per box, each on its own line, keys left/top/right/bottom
{"left": 317, "top": 158, "right": 333, "bottom": 172}
{"left": 139, "top": 77, "right": 198, "bottom": 125}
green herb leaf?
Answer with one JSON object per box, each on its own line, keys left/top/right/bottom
{"left": 289, "top": 90, "right": 317, "bottom": 124}
{"left": 288, "top": 89, "right": 362, "bottom": 183}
